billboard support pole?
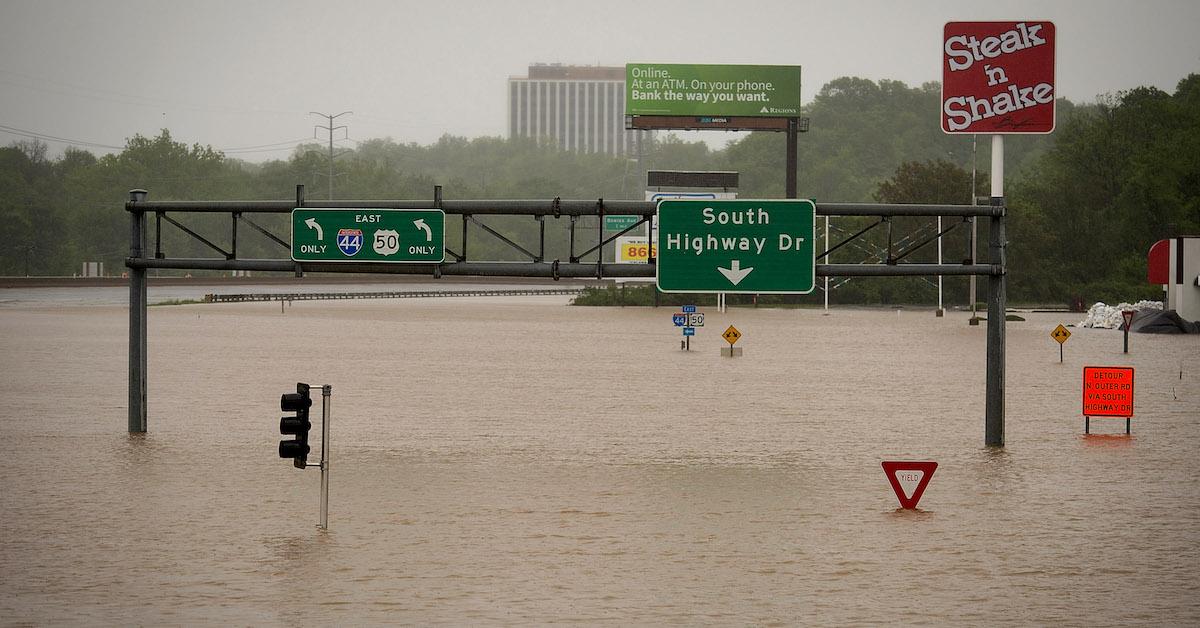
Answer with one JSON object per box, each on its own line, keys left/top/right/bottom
{"left": 785, "top": 118, "right": 798, "bottom": 199}
{"left": 985, "top": 135, "right": 1006, "bottom": 447}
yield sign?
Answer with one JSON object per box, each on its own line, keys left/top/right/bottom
{"left": 1121, "top": 310, "right": 1135, "bottom": 330}
{"left": 881, "top": 461, "right": 938, "bottom": 509}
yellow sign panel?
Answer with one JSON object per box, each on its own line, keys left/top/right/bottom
{"left": 619, "top": 241, "right": 657, "bottom": 262}
{"left": 1051, "top": 324, "right": 1071, "bottom": 344}
{"left": 722, "top": 325, "right": 742, "bottom": 345}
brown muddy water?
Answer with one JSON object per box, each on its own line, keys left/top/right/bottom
{"left": 1, "top": 289, "right": 1198, "bottom": 625}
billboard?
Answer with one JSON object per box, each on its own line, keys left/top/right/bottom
{"left": 942, "top": 21, "right": 1056, "bottom": 134}
{"left": 626, "top": 64, "right": 801, "bottom": 117}
{"left": 616, "top": 236, "right": 656, "bottom": 264}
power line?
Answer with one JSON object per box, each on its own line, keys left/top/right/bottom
{"left": 0, "top": 123, "right": 125, "bottom": 150}
{"left": 220, "top": 138, "right": 319, "bottom": 155}
{"left": 0, "top": 122, "right": 322, "bottom": 158}
{"left": 220, "top": 137, "right": 315, "bottom": 151}
{"left": 0, "top": 68, "right": 305, "bottom": 118}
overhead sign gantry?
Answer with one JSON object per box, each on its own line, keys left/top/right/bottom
{"left": 124, "top": 189, "right": 1005, "bottom": 446}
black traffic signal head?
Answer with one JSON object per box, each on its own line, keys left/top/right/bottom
{"left": 278, "top": 383, "right": 312, "bottom": 469}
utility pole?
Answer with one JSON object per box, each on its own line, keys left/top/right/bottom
{"left": 310, "top": 111, "right": 352, "bottom": 200}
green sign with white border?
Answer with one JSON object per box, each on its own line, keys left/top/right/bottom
{"left": 625, "top": 63, "right": 801, "bottom": 117}
{"left": 605, "top": 215, "right": 641, "bottom": 231}
{"left": 656, "top": 199, "right": 815, "bottom": 293}
{"left": 291, "top": 208, "right": 444, "bottom": 263}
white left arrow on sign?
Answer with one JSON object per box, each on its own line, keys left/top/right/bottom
{"left": 413, "top": 218, "right": 432, "bottom": 242}
{"left": 717, "top": 260, "right": 754, "bottom": 286}
{"left": 304, "top": 218, "right": 323, "bottom": 240}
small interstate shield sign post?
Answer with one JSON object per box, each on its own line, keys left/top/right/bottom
{"left": 881, "top": 461, "right": 938, "bottom": 509}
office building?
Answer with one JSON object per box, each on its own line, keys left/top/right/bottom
{"left": 507, "top": 64, "right": 650, "bottom": 156}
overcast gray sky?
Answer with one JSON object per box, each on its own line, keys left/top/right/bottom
{"left": 2, "top": 0, "right": 1198, "bottom": 160}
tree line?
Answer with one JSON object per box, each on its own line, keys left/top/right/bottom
{"left": 1, "top": 74, "right": 1195, "bottom": 306}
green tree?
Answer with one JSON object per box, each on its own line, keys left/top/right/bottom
{"left": 1012, "top": 75, "right": 1200, "bottom": 303}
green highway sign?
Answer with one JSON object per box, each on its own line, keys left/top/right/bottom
{"left": 291, "top": 209, "right": 445, "bottom": 263}
{"left": 625, "top": 63, "right": 802, "bottom": 117}
{"left": 656, "top": 199, "right": 815, "bottom": 294}
{"left": 605, "top": 215, "right": 641, "bottom": 231}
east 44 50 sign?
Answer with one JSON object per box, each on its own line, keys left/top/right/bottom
{"left": 291, "top": 209, "right": 444, "bottom": 263}
{"left": 656, "top": 199, "right": 815, "bottom": 293}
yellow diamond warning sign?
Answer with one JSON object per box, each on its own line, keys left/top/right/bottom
{"left": 722, "top": 325, "right": 742, "bottom": 345}
{"left": 1051, "top": 324, "right": 1071, "bottom": 344}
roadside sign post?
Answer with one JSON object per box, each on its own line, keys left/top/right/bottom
{"left": 1082, "top": 366, "right": 1135, "bottom": 435}
{"left": 1122, "top": 310, "right": 1135, "bottom": 354}
{"left": 721, "top": 325, "right": 742, "bottom": 357}
{"left": 1051, "top": 324, "right": 1071, "bottom": 363}
{"left": 673, "top": 306, "right": 703, "bottom": 351}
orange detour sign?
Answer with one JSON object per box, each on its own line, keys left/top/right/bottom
{"left": 881, "top": 461, "right": 938, "bottom": 510}
{"left": 1082, "top": 366, "right": 1134, "bottom": 435}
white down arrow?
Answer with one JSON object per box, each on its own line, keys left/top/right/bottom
{"left": 717, "top": 260, "right": 754, "bottom": 286}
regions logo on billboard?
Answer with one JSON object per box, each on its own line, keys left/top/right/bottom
{"left": 942, "top": 21, "right": 1056, "bottom": 134}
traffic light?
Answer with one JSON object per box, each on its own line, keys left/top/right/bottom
{"left": 279, "top": 383, "right": 312, "bottom": 469}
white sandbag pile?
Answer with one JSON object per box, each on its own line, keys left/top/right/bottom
{"left": 1076, "top": 301, "right": 1163, "bottom": 328}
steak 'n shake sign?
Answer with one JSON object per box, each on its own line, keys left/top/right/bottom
{"left": 942, "top": 21, "right": 1056, "bottom": 134}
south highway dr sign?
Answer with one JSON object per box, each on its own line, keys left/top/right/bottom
{"left": 655, "top": 199, "right": 815, "bottom": 294}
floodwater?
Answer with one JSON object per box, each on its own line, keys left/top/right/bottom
{"left": 1, "top": 288, "right": 1198, "bottom": 625}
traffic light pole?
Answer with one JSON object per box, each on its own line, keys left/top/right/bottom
{"left": 319, "top": 384, "right": 331, "bottom": 530}
{"left": 279, "top": 382, "right": 331, "bottom": 529}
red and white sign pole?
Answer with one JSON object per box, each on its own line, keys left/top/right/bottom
{"left": 942, "top": 21, "right": 1055, "bottom": 447}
